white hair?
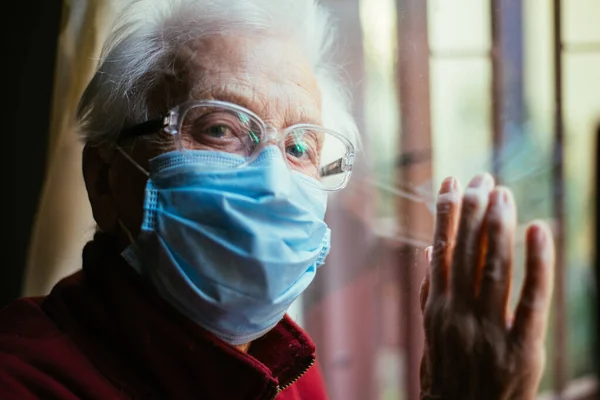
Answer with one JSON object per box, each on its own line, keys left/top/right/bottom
{"left": 76, "top": 0, "right": 359, "bottom": 147}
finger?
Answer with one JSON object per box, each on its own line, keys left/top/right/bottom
{"left": 477, "top": 187, "right": 516, "bottom": 325}
{"left": 420, "top": 269, "right": 430, "bottom": 313}
{"left": 430, "top": 177, "right": 461, "bottom": 297}
{"left": 425, "top": 246, "right": 433, "bottom": 264}
{"left": 507, "top": 314, "right": 514, "bottom": 328}
{"left": 450, "top": 173, "right": 495, "bottom": 309}
{"left": 419, "top": 350, "right": 432, "bottom": 394}
{"left": 420, "top": 247, "right": 432, "bottom": 312}
{"left": 510, "top": 222, "right": 555, "bottom": 344}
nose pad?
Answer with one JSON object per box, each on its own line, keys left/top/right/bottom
{"left": 264, "top": 126, "right": 279, "bottom": 144}
{"left": 259, "top": 125, "right": 286, "bottom": 159}
{"left": 253, "top": 125, "right": 290, "bottom": 169}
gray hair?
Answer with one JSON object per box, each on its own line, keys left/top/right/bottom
{"left": 76, "top": 0, "right": 359, "bottom": 147}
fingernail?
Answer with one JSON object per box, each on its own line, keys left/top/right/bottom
{"left": 440, "top": 177, "right": 455, "bottom": 194}
{"left": 424, "top": 246, "right": 433, "bottom": 263}
{"left": 483, "top": 174, "right": 495, "bottom": 191}
{"left": 468, "top": 174, "right": 485, "bottom": 188}
{"left": 491, "top": 188, "right": 504, "bottom": 205}
{"left": 469, "top": 173, "right": 494, "bottom": 190}
{"left": 530, "top": 223, "right": 546, "bottom": 246}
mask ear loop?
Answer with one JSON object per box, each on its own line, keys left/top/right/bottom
{"left": 114, "top": 145, "right": 150, "bottom": 177}
{"left": 113, "top": 145, "right": 149, "bottom": 245}
{"left": 118, "top": 219, "right": 136, "bottom": 245}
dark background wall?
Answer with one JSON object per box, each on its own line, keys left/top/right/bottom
{"left": 1, "top": 2, "right": 62, "bottom": 308}
{"left": 596, "top": 122, "right": 600, "bottom": 375}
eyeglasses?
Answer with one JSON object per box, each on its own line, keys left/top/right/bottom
{"left": 118, "top": 100, "right": 355, "bottom": 191}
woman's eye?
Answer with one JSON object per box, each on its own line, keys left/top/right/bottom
{"left": 286, "top": 142, "right": 309, "bottom": 158}
{"left": 206, "top": 125, "right": 232, "bottom": 138}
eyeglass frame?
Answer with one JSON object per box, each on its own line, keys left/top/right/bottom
{"left": 117, "top": 99, "right": 356, "bottom": 191}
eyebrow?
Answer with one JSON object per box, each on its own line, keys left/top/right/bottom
{"left": 192, "top": 87, "right": 322, "bottom": 127}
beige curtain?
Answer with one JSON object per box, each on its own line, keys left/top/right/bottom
{"left": 23, "top": 0, "right": 120, "bottom": 296}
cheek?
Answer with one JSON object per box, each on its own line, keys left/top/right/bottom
{"left": 110, "top": 148, "right": 152, "bottom": 236}
{"left": 111, "top": 165, "right": 147, "bottom": 236}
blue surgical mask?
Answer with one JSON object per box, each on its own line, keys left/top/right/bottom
{"left": 121, "top": 146, "right": 331, "bottom": 345}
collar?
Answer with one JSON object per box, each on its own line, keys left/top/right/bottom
{"left": 42, "top": 232, "right": 316, "bottom": 400}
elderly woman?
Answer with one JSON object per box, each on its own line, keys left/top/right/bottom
{"left": 0, "top": 0, "right": 554, "bottom": 399}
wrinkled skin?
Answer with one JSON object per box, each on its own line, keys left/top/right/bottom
{"left": 419, "top": 174, "right": 555, "bottom": 400}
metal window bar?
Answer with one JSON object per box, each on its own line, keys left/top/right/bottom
{"left": 490, "top": 0, "right": 525, "bottom": 182}
{"left": 395, "top": 1, "right": 433, "bottom": 399}
{"left": 552, "top": 0, "right": 567, "bottom": 396}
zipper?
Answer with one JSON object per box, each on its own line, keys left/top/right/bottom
{"left": 272, "top": 357, "right": 315, "bottom": 398}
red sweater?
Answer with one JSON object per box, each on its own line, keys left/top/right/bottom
{"left": 0, "top": 234, "right": 328, "bottom": 399}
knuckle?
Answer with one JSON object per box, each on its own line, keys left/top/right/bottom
{"left": 436, "top": 192, "right": 459, "bottom": 214}
{"left": 498, "top": 353, "right": 519, "bottom": 377}
{"left": 527, "top": 249, "right": 552, "bottom": 267}
{"left": 486, "top": 213, "right": 505, "bottom": 236}
{"left": 461, "top": 190, "right": 486, "bottom": 213}
{"left": 423, "top": 311, "right": 437, "bottom": 336}
{"left": 519, "top": 291, "right": 548, "bottom": 312}
{"left": 512, "top": 338, "right": 545, "bottom": 366}
{"left": 481, "top": 319, "right": 507, "bottom": 349}
{"left": 481, "top": 258, "right": 506, "bottom": 283}
{"left": 443, "top": 314, "right": 477, "bottom": 349}
{"left": 424, "top": 298, "right": 445, "bottom": 321}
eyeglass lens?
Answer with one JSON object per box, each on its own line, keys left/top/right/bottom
{"left": 178, "top": 104, "right": 350, "bottom": 189}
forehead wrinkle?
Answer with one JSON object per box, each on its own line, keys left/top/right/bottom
{"left": 190, "top": 78, "right": 322, "bottom": 127}
{"left": 174, "top": 34, "right": 322, "bottom": 127}
{"left": 190, "top": 63, "right": 320, "bottom": 104}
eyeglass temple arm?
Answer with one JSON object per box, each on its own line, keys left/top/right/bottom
{"left": 118, "top": 117, "right": 165, "bottom": 141}
{"left": 320, "top": 157, "right": 352, "bottom": 177}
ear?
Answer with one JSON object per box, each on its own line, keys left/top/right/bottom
{"left": 82, "top": 144, "right": 119, "bottom": 233}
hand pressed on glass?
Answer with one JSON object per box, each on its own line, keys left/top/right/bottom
{"left": 419, "top": 174, "right": 555, "bottom": 400}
